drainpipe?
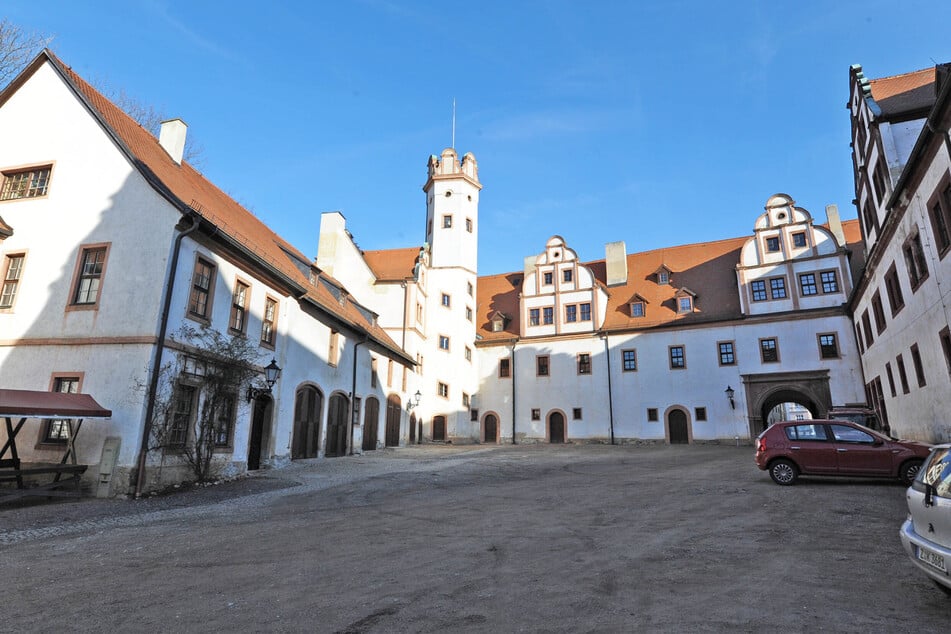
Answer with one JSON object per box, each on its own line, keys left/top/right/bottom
{"left": 400, "top": 280, "right": 409, "bottom": 349}
{"left": 348, "top": 336, "right": 368, "bottom": 456}
{"left": 135, "top": 213, "right": 200, "bottom": 498}
{"left": 602, "top": 332, "right": 616, "bottom": 445}
{"left": 511, "top": 341, "right": 517, "bottom": 444}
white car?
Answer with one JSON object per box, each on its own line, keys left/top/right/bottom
{"left": 900, "top": 443, "right": 951, "bottom": 595}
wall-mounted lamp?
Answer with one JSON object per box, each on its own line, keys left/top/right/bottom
{"left": 407, "top": 390, "right": 422, "bottom": 411}
{"left": 246, "top": 358, "right": 282, "bottom": 402}
{"left": 725, "top": 385, "right": 735, "bottom": 410}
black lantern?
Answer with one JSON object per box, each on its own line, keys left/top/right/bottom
{"left": 407, "top": 390, "right": 422, "bottom": 411}
{"left": 247, "top": 358, "right": 282, "bottom": 402}
{"left": 725, "top": 385, "right": 735, "bottom": 410}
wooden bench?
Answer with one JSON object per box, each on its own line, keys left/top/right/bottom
{"left": 0, "top": 462, "right": 88, "bottom": 502}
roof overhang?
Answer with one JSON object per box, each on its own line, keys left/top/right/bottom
{"left": 0, "top": 389, "right": 112, "bottom": 419}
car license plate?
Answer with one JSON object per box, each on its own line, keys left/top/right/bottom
{"left": 918, "top": 546, "right": 947, "bottom": 573}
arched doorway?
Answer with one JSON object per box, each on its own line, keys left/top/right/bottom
{"left": 549, "top": 411, "right": 565, "bottom": 443}
{"left": 409, "top": 412, "right": 416, "bottom": 443}
{"left": 667, "top": 409, "right": 689, "bottom": 444}
{"left": 743, "top": 371, "right": 832, "bottom": 437}
{"left": 483, "top": 413, "right": 498, "bottom": 444}
{"left": 326, "top": 392, "right": 349, "bottom": 457}
{"left": 385, "top": 394, "right": 402, "bottom": 446}
{"left": 432, "top": 415, "right": 446, "bottom": 441}
{"left": 759, "top": 388, "right": 819, "bottom": 432}
{"left": 247, "top": 395, "right": 272, "bottom": 470}
{"left": 362, "top": 396, "right": 380, "bottom": 451}
{"left": 291, "top": 385, "right": 322, "bottom": 459}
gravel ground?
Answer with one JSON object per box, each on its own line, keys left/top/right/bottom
{"left": 2, "top": 443, "right": 948, "bottom": 632}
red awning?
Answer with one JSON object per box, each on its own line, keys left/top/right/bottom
{"left": 0, "top": 389, "right": 112, "bottom": 419}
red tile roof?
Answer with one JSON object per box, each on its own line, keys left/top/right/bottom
{"left": 477, "top": 220, "right": 863, "bottom": 342}
{"left": 869, "top": 67, "right": 936, "bottom": 118}
{"left": 363, "top": 247, "right": 421, "bottom": 281}
{"left": 6, "top": 51, "right": 411, "bottom": 364}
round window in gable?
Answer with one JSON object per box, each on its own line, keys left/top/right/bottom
{"left": 468, "top": 195, "right": 472, "bottom": 201}
{"left": 445, "top": 191, "right": 452, "bottom": 197}
{"left": 777, "top": 212, "right": 786, "bottom": 219}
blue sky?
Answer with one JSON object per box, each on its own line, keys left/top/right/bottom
{"left": 5, "top": 1, "right": 950, "bottom": 274}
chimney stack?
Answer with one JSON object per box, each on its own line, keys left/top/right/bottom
{"left": 605, "top": 241, "right": 628, "bottom": 286}
{"left": 825, "top": 204, "right": 846, "bottom": 247}
{"left": 159, "top": 119, "right": 187, "bottom": 165}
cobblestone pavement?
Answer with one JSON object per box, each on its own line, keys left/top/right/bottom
{"left": 3, "top": 444, "right": 948, "bottom": 632}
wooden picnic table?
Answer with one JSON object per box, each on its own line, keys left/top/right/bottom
{"left": 0, "top": 388, "right": 111, "bottom": 503}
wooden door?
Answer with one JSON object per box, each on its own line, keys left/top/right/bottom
{"left": 432, "top": 415, "right": 446, "bottom": 441}
{"left": 385, "top": 395, "right": 402, "bottom": 447}
{"left": 549, "top": 412, "right": 565, "bottom": 443}
{"left": 291, "top": 386, "right": 322, "bottom": 459}
{"left": 484, "top": 414, "right": 498, "bottom": 443}
{"left": 362, "top": 397, "right": 380, "bottom": 451}
{"left": 668, "top": 409, "right": 689, "bottom": 444}
{"left": 409, "top": 413, "right": 416, "bottom": 443}
{"left": 326, "top": 393, "right": 348, "bottom": 457}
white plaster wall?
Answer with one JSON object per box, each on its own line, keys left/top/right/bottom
{"left": 854, "top": 146, "right": 951, "bottom": 442}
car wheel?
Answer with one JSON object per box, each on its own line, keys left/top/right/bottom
{"left": 769, "top": 459, "right": 798, "bottom": 485}
{"left": 899, "top": 459, "right": 923, "bottom": 485}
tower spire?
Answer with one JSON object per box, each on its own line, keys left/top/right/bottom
{"left": 451, "top": 98, "right": 456, "bottom": 150}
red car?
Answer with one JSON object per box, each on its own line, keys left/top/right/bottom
{"left": 755, "top": 419, "right": 931, "bottom": 485}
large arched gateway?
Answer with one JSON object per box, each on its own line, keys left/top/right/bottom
{"left": 743, "top": 370, "right": 832, "bottom": 435}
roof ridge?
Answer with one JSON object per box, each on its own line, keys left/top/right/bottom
{"left": 869, "top": 66, "right": 935, "bottom": 83}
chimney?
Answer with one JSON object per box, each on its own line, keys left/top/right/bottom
{"left": 159, "top": 119, "right": 187, "bottom": 165}
{"left": 605, "top": 241, "right": 628, "bottom": 286}
{"left": 825, "top": 204, "right": 846, "bottom": 247}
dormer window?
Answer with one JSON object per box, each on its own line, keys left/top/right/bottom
{"left": 492, "top": 320, "right": 504, "bottom": 332}
{"left": 630, "top": 302, "right": 645, "bottom": 318}
{"left": 765, "top": 236, "right": 781, "bottom": 252}
{"left": 658, "top": 271, "right": 669, "bottom": 285}
{"left": 678, "top": 297, "right": 693, "bottom": 313}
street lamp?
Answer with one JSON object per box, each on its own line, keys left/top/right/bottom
{"left": 247, "top": 358, "right": 282, "bottom": 402}
{"left": 725, "top": 385, "right": 735, "bottom": 410}
{"left": 407, "top": 390, "right": 422, "bottom": 411}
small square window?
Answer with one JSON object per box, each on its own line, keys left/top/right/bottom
{"left": 438, "top": 335, "right": 450, "bottom": 350}
{"left": 658, "top": 271, "right": 669, "bottom": 285}
{"left": 543, "top": 272, "right": 553, "bottom": 285}
{"left": 765, "top": 236, "right": 781, "bottom": 252}
{"left": 770, "top": 277, "right": 787, "bottom": 299}
{"left": 499, "top": 358, "right": 511, "bottom": 378}
{"left": 565, "top": 304, "right": 577, "bottom": 322}
{"left": 799, "top": 273, "right": 817, "bottom": 296}
{"left": 465, "top": 218, "right": 473, "bottom": 233}
{"left": 818, "top": 333, "right": 838, "bottom": 359}
{"left": 630, "top": 302, "right": 644, "bottom": 318}
{"left": 792, "top": 232, "right": 807, "bottom": 248}
{"left": 529, "top": 308, "right": 540, "bottom": 326}
{"left": 437, "top": 381, "right": 449, "bottom": 398}
{"left": 622, "top": 349, "right": 637, "bottom": 372}
{"left": 563, "top": 269, "right": 573, "bottom": 283}
{"left": 751, "top": 280, "right": 767, "bottom": 302}
{"left": 462, "top": 392, "right": 470, "bottom": 407}
{"left": 760, "top": 338, "right": 779, "bottom": 363}
{"left": 536, "top": 355, "right": 550, "bottom": 377}
{"left": 441, "top": 293, "right": 451, "bottom": 307}
{"left": 442, "top": 215, "right": 452, "bottom": 228}
{"left": 577, "top": 353, "right": 591, "bottom": 375}
{"left": 543, "top": 306, "right": 553, "bottom": 325}
{"left": 678, "top": 297, "right": 692, "bottom": 313}
{"left": 572, "top": 407, "right": 582, "bottom": 420}
{"left": 647, "top": 408, "right": 658, "bottom": 422}
{"left": 820, "top": 270, "right": 839, "bottom": 294}
{"left": 470, "top": 408, "right": 479, "bottom": 422}
{"left": 531, "top": 408, "right": 541, "bottom": 421}
{"left": 718, "top": 341, "right": 735, "bottom": 366}
{"left": 669, "top": 345, "right": 685, "bottom": 369}
{"left": 580, "top": 303, "right": 591, "bottom": 321}
{"left": 695, "top": 407, "right": 707, "bottom": 421}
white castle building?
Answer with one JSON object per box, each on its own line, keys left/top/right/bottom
{"left": 2, "top": 49, "right": 945, "bottom": 496}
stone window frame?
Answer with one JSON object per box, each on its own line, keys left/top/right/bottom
{"left": 0, "top": 163, "right": 53, "bottom": 201}
{"left": 718, "top": 341, "right": 735, "bottom": 366}
{"left": 817, "top": 332, "right": 839, "bottom": 359}
{"left": 668, "top": 345, "right": 686, "bottom": 370}
{"left": 759, "top": 337, "right": 780, "bottom": 363}
{"left": 67, "top": 242, "right": 111, "bottom": 311}
{"left": 621, "top": 349, "right": 637, "bottom": 372}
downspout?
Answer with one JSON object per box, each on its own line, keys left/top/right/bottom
{"left": 135, "top": 213, "right": 200, "bottom": 498}
{"left": 602, "top": 332, "right": 616, "bottom": 445}
{"left": 348, "top": 336, "right": 368, "bottom": 456}
{"left": 400, "top": 280, "right": 409, "bottom": 349}
{"left": 511, "top": 341, "right": 517, "bottom": 444}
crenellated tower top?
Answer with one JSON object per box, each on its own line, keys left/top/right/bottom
{"left": 424, "top": 148, "right": 481, "bottom": 192}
